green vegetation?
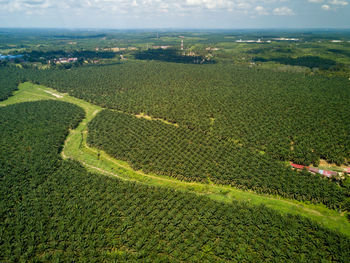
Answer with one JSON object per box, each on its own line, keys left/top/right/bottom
{"left": 0, "top": 82, "right": 63, "bottom": 106}
{"left": 134, "top": 49, "right": 214, "bottom": 64}
{"left": 3, "top": 59, "right": 350, "bottom": 209}
{"left": 1, "top": 92, "right": 349, "bottom": 262}
{"left": 2, "top": 82, "right": 350, "bottom": 237}
{"left": 0, "top": 67, "right": 24, "bottom": 101}
{"left": 11, "top": 61, "right": 348, "bottom": 209}
{"left": 87, "top": 110, "right": 346, "bottom": 209}
{"left": 0, "top": 100, "right": 84, "bottom": 229}
{"left": 25, "top": 50, "right": 116, "bottom": 63}
{"left": 328, "top": 48, "right": 350, "bottom": 58}
{"left": 21, "top": 62, "right": 350, "bottom": 167}
{"left": 254, "top": 56, "right": 339, "bottom": 70}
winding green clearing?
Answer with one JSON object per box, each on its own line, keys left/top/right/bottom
{"left": 2, "top": 82, "right": 349, "bottom": 237}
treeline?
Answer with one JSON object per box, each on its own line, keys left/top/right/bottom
{"left": 52, "top": 33, "right": 107, "bottom": 39}
{"left": 135, "top": 49, "right": 215, "bottom": 64}
{"left": 1, "top": 100, "right": 349, "bottom": 262}
{"left": 247, "top": 47, "right": 293, "bottom": 54}
{"left": 88, "top": 110, "right": 348, "bottom": 210}
{"left": 328, "top": 48, "right": 350, "bottom": 58}
{"left": 23, "top": 50, "right": 116, "bottom": 62}
{"left": 254, "top": 56, "right": 339, "bottom": 70}
{"left": 0, "top": 67, "right": 26, "bottom": 101}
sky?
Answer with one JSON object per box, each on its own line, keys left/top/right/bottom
{"left": 0, "top": 0, "right": 349, "bottom": 29}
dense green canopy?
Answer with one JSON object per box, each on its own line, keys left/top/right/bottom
{"left": 1, "top": 62, "right": 349, "bottom": 209}
{"left": 88, "top": 110, "right": 347, "bottom": 209}
{"left": 1, "top": 100, "right": 349, "bottom": 262}
{"left": 17, "top": 62, "right": 350, "bottom": 166}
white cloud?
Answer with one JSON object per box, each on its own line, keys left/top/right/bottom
{"left": 317, "top": 0, "right": 349, "bottom": 10}
{"left": 6, "top": 0, "right": 344, "bottom": 18}
{"left": 273, "top": 6, "right": 295, "bottom": 15}
{"left": 309, "top": 0, "right": 349, "bottom": 10}
{"left": 0, "top": 0, "right": 52, "bottom": 13}
{"left": 329, "top": 0, "right": 348, "bottom": 5}
{"left": 185, "top": 0, "right": 234, "bottom": 10}
{"left": 255, "top": 5, "right": 269, "bottom": 15}
{"left": 0, "top": 0, "right": 259, "bottom": 15}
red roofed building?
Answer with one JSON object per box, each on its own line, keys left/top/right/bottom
{"left": 290, "top": 163, "right": 305, "bottom": 169}
{"left": 308, "top": 167, "right": 319, "bottom": 174}
{"left": 318, "top": 169, "right": 338, "bottom": 178}
{"left": 322, "top": 170, "right": 334, "bottom": 178}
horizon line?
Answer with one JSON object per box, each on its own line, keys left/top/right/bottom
{"left": 1, "top": 27, "right": 350, "bottom": 31}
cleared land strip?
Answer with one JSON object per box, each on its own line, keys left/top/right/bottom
{"left": 1, "top": 82, "right": 349, "bottom": 237}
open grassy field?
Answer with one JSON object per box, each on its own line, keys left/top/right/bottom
{"left": 2, "top": 81, "right": 350, "bottom": 237}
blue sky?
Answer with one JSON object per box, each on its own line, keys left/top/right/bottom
{"left": 0, "top": 0, "right": 349, "bottom": 28}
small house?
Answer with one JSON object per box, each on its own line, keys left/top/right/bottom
{"left": 290, "top": 163, "right": 305, "bottom": 169}
{"left": 308, "top": 167, "right": 319, "bottom": 174}
{"left": 318, "top": 170, "right": 337, "bottom": 178}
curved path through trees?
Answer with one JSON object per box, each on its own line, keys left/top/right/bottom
{"left": 1, "top": 82, "right": 349, "bottom": 237}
